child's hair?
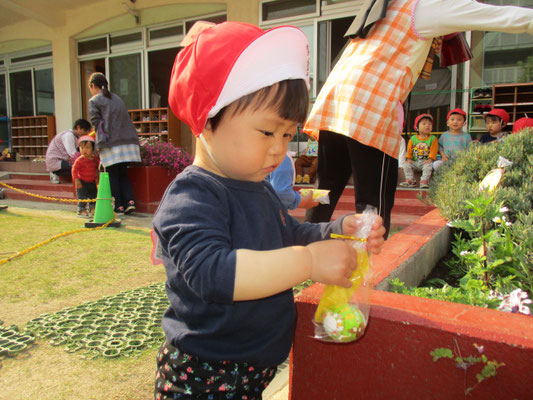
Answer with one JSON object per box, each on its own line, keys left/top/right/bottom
{"left": 80, "top": 140, "right": 95, "bottom": 150}
{"left": 446, "top": 108, "right": 466, "bottom": 121}
{"left": 484, "top": 115, "right": 502, "bottom": 124}
{"left": 208, "top": 79, "right": 309, "bottom": 132}
{"left": 89, "top": 72, "right": 112, "bottom": 99}
{"left": 414, "top": 113, "right": 433, "bottom": 131}
{"left": 73, "top": 119, "right": 91, "bottom": 131}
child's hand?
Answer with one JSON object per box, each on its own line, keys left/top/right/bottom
{"left": 306, "top": 240, "right": 358, "bottom": 288}
{"left": 342, "top": 214, "right": 386, "bottom": 255}
{"left": 298, "top": 190, "right": 319, "bottom": 209}
{"left": 75, "top": 179, "right": 82, "bottom": 189}
{"left": 442, "top": 155, "right": 449, "bottom": 162}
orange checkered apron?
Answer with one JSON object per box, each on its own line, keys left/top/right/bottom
{"left": 304, "top": 0, "right": 422, "bottom": 159}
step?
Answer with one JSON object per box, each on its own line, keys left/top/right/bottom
{"left": 0, "top": 160, "right": 47, "bottom": 173}
{"left": 3, "top": 186, "right": 76, "bottom": 204}
{"left": 2, "top": 178, "right": 75, "bottom": 194}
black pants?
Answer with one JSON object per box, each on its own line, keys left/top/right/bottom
{"left": 76, "top": 181, "right": 97, "bottom": 212}
{"left": 106, "top": 162, "right": 135, "bottom": 210}
{"left": 52, "top": 159, "right": 72, "bottom": 177}
{"left": 305, "top": 130, "right": 398, "bottom": 238}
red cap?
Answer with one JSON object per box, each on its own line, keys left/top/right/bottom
{"left": 168, "top": 21, "right": 310, "bottom": 136}
{"left": 485, "top": 108, "right": 510, "bottom": 125}
{"left": 414, "top": 113, "right": 433, "bottom": 131}
{"left": 447, "top": 108, "right": 467, "bottom": 120}
{"left": 78, "top": 135, "right": 95, "bottom": 144}
{"left": 512, "top": 117, "right": 533, "bottom": 133}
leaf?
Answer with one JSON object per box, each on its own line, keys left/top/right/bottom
{"left": 430, "top": 348, "right": 453, "bottom": 361}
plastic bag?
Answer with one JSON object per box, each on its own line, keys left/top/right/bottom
{"left": 479, "top": 156, "right": 512, "bottom": 193}
{"left": 313, "top": 206, "right": 377, "bottom": 343}
{"left": 299, "top": 188, "right": 330, "bottom": 204}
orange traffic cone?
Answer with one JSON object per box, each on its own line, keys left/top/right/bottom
{"left": 85, "top": 172, "right": 121, "bottom": 228}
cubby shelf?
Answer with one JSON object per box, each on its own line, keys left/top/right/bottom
{"left": 128, "top": 107, "right": 181, "bottom": 146}
{"left": 492, "top": 82, "right": 533, "bottom": 129}
{"left": 10, "top": 115, "right": 56, "bottom": 159}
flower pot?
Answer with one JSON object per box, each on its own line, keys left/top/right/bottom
{"left": 127, "top": 165, "right": 177, "bottom": 213}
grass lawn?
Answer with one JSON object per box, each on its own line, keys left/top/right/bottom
{"left": 0, "top": 206, "right": 166, "bottom": 399}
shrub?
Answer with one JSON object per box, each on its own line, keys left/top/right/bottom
{"left": 429, "top": 131, "right": 533, "bottom": 244}
{"left": 390, "top": 131, "right": 533, "bottom": 314}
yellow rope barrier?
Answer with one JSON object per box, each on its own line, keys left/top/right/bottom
{"left": 0, "top": 181, "right": 117, "bottom": 265}
{"left": 0, "top": 181, "right": 113, "bottom": 203}
{"left": 0, "top": 218, "right": 117, "bottom": 265}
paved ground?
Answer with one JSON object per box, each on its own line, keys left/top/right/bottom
{"left": 0, "top": 197, "right": 290, "bottom": 399}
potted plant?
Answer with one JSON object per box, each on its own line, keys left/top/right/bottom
{"left": 128, "top": 137, "right": 193, "bottom": 213}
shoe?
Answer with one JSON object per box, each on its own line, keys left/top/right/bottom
{"left": 483, "top": 88, "right": 492, "bottom": 98}
{"left": 115, "top": 206, "right": 125, "bottom": 215}
{"left": 124, "top": 200, "right": 136, "bottom": 215}
{"left": 0, "top": 188, "right": 5, "bottom": 200}
{"left": 399, "top": 180, "right": 416, "bottom": 188}
{"left": 295, "top": 175, "right": 303, "bottom": 184}
{"left": 483, "top": 104, "right": 492, "bottom": 113}
{"left": 472, "top": 89, "right": 484, "bottom": 99}
{"left": 77, "top": 210, "right": 90, "bottom": 218}
{"left": 302, "top": 174, "right": 310, "bottom": 184}
{"left": 420, "top": 180, "right": 430, "bottom": 188}
{"left": 50, "top": 172, "right": 61, "bottom": 184}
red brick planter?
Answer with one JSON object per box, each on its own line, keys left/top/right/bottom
{"left": 127, "top": 165, "right": 176, "bottom": 213}
{"left": 291, "top": 209, "right": 533, "bottom": 400}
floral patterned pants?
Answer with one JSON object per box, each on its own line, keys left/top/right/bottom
{"left": 154, "top": 340, "right": 278, "bottom": 399}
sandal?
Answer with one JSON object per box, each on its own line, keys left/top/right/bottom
{"left": 399, "top": 180, "right": 416, "bottom": 188}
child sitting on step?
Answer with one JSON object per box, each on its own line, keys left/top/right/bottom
{"left": 400, "top": 113, "right": 438, "bottom": 188}
{"left": 72, "top": 135, "right": 99, "bottom": 217}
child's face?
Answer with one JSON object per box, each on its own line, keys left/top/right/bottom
{"left": 80, "top": 141, "right": 94, "bottom": 158}
{"left": 200, "top": 105, "right": 297, "bottom": 182}
{"left": 485, "top": 117, "right": 504, "bottom": 136}
{"left": 417, "top": 119, "right": 433, "bottom": 136}
{"left": 447, "top": 114, "right": 465, "bottom": 132}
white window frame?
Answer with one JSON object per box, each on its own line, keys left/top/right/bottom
{"left": 260, "top": 0, "right": 320, "bottom": 25}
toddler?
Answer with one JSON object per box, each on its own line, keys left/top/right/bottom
{"left": 480, "top": 108, "right": 509, "bottom": 144}
{"left": 294, "top": 136, "right": 318, "bottom": 184}
{"left": 433, "top": 108, "right": 472, "bottom": 170}
{"left": 72, "top": 135, "right": 99, "bottom": 217}
{"left": 152, "top": 21, "right": 386, "bottom": 399}
{"left": 400, "top": 113, "right": 438, "bottom": 188}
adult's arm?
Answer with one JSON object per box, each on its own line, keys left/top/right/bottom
{"left": 62, "top": 131, "right": 78, "bottom": 158}
{"left": 414, "top": 0, "right": 533, "bottom": 39}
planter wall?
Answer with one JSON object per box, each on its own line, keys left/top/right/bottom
{"left": 290, "top": 209, "right": 533, "bottom": 400}
{"left": 127, "top": 165, "right": 176, "bottom": 213}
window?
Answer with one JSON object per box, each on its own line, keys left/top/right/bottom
{"left": 9, "top": 70, "right": 33, "bottom": 117}
{"left": 472, "top": 0, "right": 533, "bottom": 85}
{"left": 34, "top": 68, "right": 54, "bottom": 115}
{"left": 149, "top": 25, "right": 184, "bottom": 41}
{"left": 261, "top": 0, "right": 317, "bottom": 22}
{"left": 110, "top": 32, "right": 142, "bottom": 47}
{"left": 78, "top": 37, "right": 108, "bottom": 56}
{"left": 0, "top": 74, "right": 6, "bottom": 116}
{"left": 109, "top": 53, "right": 142, "bottom": 110}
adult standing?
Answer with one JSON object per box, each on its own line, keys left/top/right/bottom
{"left": 88, "top": 72, "right": 140, "bottom": 214}
{"left": 303, "top": 0, "right": 533, "bottom": 237}
{"left": 45, "top": 119, "right": 91, "bottom": 183}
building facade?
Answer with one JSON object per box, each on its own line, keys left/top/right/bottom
{"left": 0, "top": 0, "right": 532, "bottom": 153}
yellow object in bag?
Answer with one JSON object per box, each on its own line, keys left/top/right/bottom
{"left": 314, "top": 248, "right": 370, "bottom": 323}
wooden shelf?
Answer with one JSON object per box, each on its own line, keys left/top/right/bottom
{"left": 10, "top": 115, "right": 56, "bottom": 159}
{"left": 493, "top": 82, "right": 533, "bottom": 128}
{"left": 128, "top": 107, "right": 180, "bottom": 146}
